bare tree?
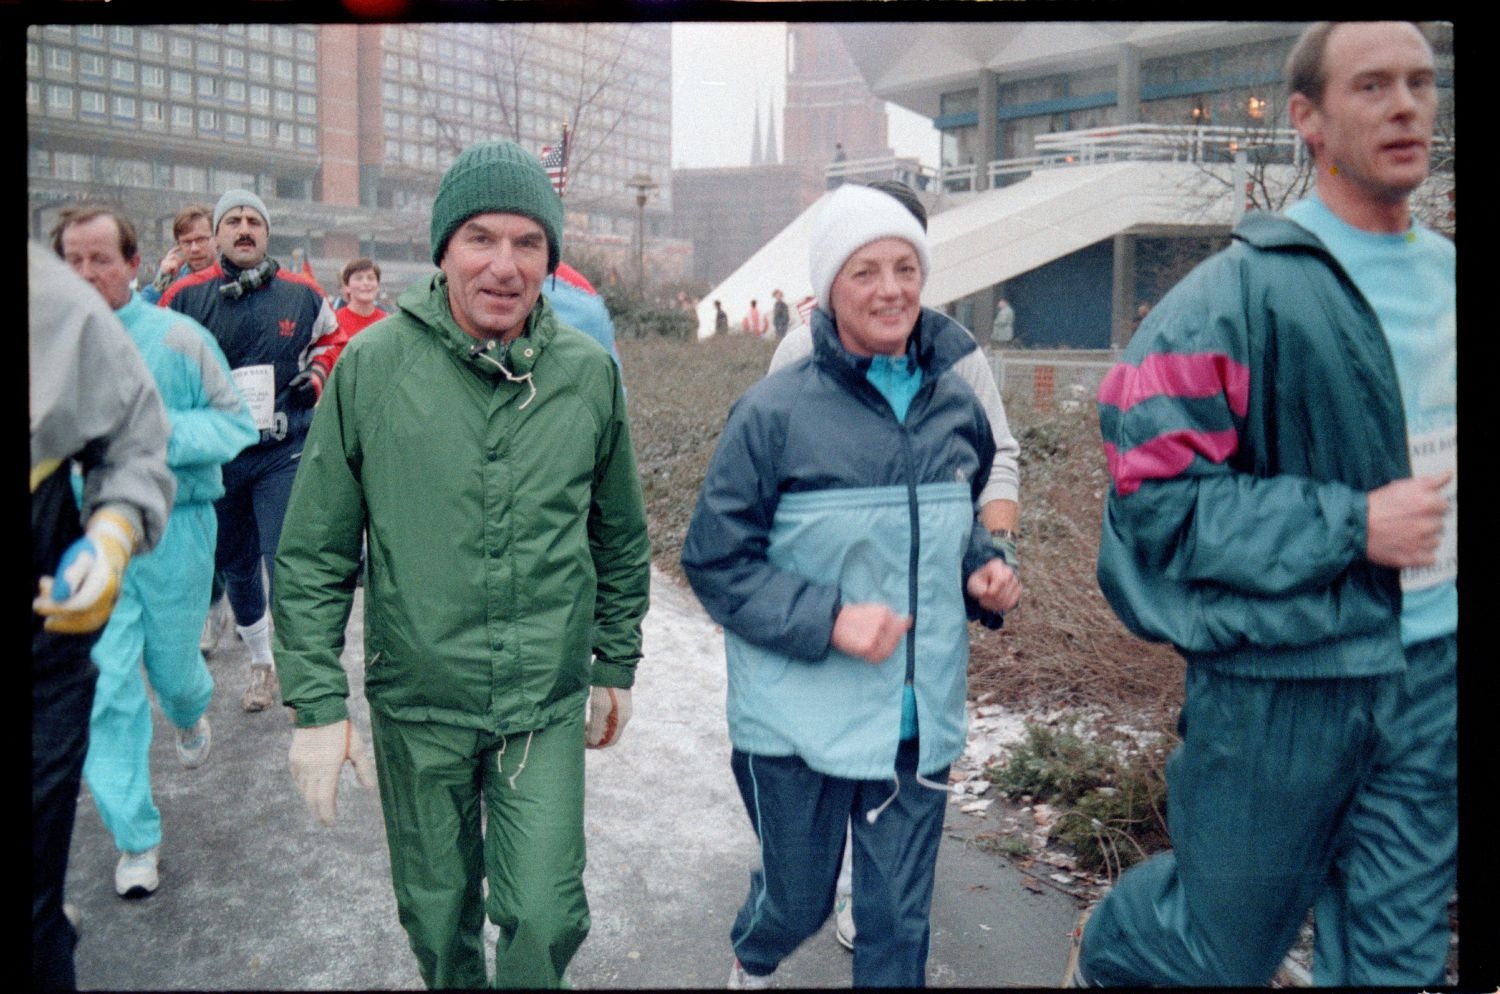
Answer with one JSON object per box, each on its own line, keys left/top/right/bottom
{"left": 408, "top": 23, "right": 646, "bottom": 213}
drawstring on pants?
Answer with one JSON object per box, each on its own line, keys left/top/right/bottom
{"left": 495, "top": 730, "right": 536, "bottom": 789}
{"left": 865, "top": 765, "right": 957, "bottom": 826}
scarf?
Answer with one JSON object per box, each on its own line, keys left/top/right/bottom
{"left": 219, "top": 256, "right": 279, "bottom": 300}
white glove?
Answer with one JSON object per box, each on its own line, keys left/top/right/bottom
{"left": 288, "top": 719, "right": 376, "bottom": 826}
{"left": 34, "top": 508, "right": 136, "bottom": 635}
{"left": 585, "top": 686, "right": 631, "bottom": 749}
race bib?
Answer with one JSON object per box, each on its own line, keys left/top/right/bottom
{"left": 1401, "top": 425, "right": 1457, "bottom": 591}
{"left": 232, "top": 364, "right": 277, "bottom": 432}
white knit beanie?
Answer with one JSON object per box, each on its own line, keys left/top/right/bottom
{"left": 809, "top": 184, "right": 930, "bottom": 313}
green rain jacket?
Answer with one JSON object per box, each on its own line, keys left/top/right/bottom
{"left": 272, "top": 273, "right": 651, "bottom": 732}
{"left": 1096, "top": 211, "right": 1409, "bottom": 679}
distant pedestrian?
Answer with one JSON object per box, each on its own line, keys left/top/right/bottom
{"left": 53, "top": 206, "right": 257, "bottom": 902}
{"left": 828, "top": 142, "right": 847, "bottom": 190}
{"left": 742, "top": 299, "right": 768, "bottom": 336}
{"left": 323, "top": 257, "right": 391, "bottom": 372}
{"left": 683, "top": 181, "right": 1018, "bottom": 989}
{"left": 31, "top": 243, "right": 174, "bottom": 991}
{"left": 991, "top": 297, "right": 1015, "bottom": 347}
{"left": 713, "top": 299, "right": 729, "bottom": 336}
{"left": 273, "top": 141, "right": 649, "bottom": 990}
{"left": 139, "top": 203, "right": 216, "bottom": 306}
{"left": 771, "top": 289, "right": 790, "bottom": 339}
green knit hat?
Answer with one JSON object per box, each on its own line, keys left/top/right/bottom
{"left": 429, "top": 141, "right": 563, "bottom": 272}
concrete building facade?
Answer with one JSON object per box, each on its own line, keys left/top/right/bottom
{"left": 26, "top": 21, "right": 684, "bottom": 295}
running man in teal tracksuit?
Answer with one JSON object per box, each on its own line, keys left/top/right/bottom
{"left": 1072, "top": 22, "right": 1455, "bottom": 987}
{"left": 53, "top": 205, "right": 257, "bottom": 900}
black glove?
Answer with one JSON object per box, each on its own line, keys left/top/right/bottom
{"left": 288, "top": 367, "right": 324, "bottom": 408}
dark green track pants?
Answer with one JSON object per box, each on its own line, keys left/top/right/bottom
{"left": 370, "top": 708, "right": 589, "bottom": 990}
{"left": 1079, "top": 634, "right": 1456, "bottom": 987}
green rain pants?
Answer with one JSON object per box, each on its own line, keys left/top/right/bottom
{"left": 369, "top": 707, "right": 590, "bottom": 990}
{"left": 1078, "top": 633, "right": 1456, "bottom": 987}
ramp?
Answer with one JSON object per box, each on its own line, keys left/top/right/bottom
{"left": 695, "top": 160, "right": 1231, "bottom": 339}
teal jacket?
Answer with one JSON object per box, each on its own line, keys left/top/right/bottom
{"left": 1097, "top": 211, "right": 1409, "bottom": 678}
{"left": 115, "top": 292, "right": 258, "bottom": 504}
{"left": 682, "top": 308, "right": 1003, "bottom": 779}
{"left": 272, "top": 275, "right": 651, "bottom": 731}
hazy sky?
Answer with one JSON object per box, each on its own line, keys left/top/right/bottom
{"left": 670, "top": 22, "right": 938, "bottom": 171}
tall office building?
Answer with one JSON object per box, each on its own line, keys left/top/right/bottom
{"left": 26, "top": 22, "right": 681, "bottom": 291}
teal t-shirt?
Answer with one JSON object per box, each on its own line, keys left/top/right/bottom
{"left": 1285, "top": 195, "right": 1457, "bottom": 646}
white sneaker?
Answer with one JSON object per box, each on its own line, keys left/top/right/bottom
{"left": 834, "top": 895, "right": 855, "bottom": 951}
{"left": 728, "top": 958, "right": 774, "bottom": 990}
{"left": 176, "top": 716, "right": 212, "bottom": 768}
{"left": 115, "top": 848, "right": 159, "bottom": 898}
{"left": 199, "top": 597, "right": 231, "bottom": 654}
{"left": 241, "top": 666, "right": 279, "bottom": 713}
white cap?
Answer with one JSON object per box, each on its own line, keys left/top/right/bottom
{"left": 808, "top": 184, "right": 930, "bottom": 313}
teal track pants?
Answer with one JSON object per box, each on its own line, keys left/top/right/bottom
{"left": 83, "top": 502, "right": 216, "bottom": 854}
{"left": 370, "top": 707, "right": 589, "bottom": 990}
{"left": 1079, "top": 634, "right": 1456, "bottom": 987}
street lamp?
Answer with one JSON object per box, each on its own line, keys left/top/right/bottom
{"left": 626, "top": 172, "right": 657, "bottom": 291}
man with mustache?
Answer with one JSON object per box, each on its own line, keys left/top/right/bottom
{"left": 1072, "top": 21, "right": 1454, "bottom": 987}
{"left": 161, "top": 190, "right": 343, "bottom": 714}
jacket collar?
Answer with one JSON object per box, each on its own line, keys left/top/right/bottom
{"left": 809, "top": 305, "right": 976, "bottom": 383}
{"left": 398, "top": 273, "right": 557, "bottom": 378}
{"left": 1233, "top": 209, "right": 1331, "bottom": 254}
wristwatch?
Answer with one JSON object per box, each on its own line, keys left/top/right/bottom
{"left": 987, "top": 527, "right": 1018, "bottom": 566}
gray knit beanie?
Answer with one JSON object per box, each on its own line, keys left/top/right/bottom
{"left": 430, "top": 141, "right": 563, "bottom": 272}
{"left": 213, "top": 189, "right": 270, "bottom": 232}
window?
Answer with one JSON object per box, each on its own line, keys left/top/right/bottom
{"left": 141, "top": 64, "right": 164, "bottom": 89}
{"left": 296, "top": 93, "right": 316, "bottom": 116}
{"left": 274, "top": 90, "right": 294, "bottom": 114}
{"left": 248, "top": 24, "right": 269, "bottom": 43}
{"left": 225, "top": 80, "right": 246, "bottom": 103}
{"left": 110, "top": 25, "right": 134, "bottom": 46}
{"left": 170, "top": 71, "right": 191, "bottom": 95}
{"left": 53, "top": 151, "right": 92, "bottom": 181}
{"left": 78, "top": 52, "right": 103, "bottom": 77}
{"left": 80, "top": 90, "right": 105, "bottom": 115}
{"left": 297, "top": 125, "right": 316, "bottom": 147}
{"left": 275, "top": 121, "right": 294, "bottom": 143}
{"left": 226, "top": 113, "right": 246, "bottom": 136}
{"left": 29, "top": 149, "right": 50, "bottom": 178}
{"left": 273, "top": 57, "right": 292, "bottom": 80}
{"left": 250, "top": 117, "right": 270, "bottom": 139}
{"left": 175, "top": 164, "right": 207, "bottom": 192}
{"left": 78, "top": 24, "right": 104, "bottom": 44}
{"left": 296, "top": 62, "right": 316, "bottom": 86}
{"left": 198, "top": 109, "right": 218, "bottom": 131}
{"left": 47, "top": 48, "right": 73, "bottom": 72}
{"left": 272, "top": 26, "right": 294, "bottom": 50}
{"left": 27, "top": 80, "right": 40, "bottom": 108}
{"left": 111, "top": 60, "right": 134, "bottom": 84}
{"left": 249, "top": 52, "right": 269, "bottom": 76}
{"left": 172, "top": 105, "right": 193, "bottom": 128}
{"left": 142, "top": 100, "right": 163, "bottom": 124}
{"left": 296, "top": 29, "right": 316, "bottom": 54}
{"left": 111, "top": 94, "right": 135, "bottom": 119}
{"left": 226, "top": 48, "right": 245, "bottom": 70}
{"left": 197, "top": 75, "right": 218, "bottom": 99}
{"left": 27, "top": 42, "right": 39, "bottom": 68}
{"left": 170, "top": 36, "right": 191, "bottom": 60}
{"left": 250, "top": 85, "right": 269, "bottom": 110}
{"left": 140, "top": 30, "right": 163, "bottom": 54}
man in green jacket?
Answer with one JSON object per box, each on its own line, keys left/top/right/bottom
{"left": 271, "top": 141, "right": 650, "bottom": 989}
{"left": 1070, "top": 22, "right": 1454, "bottom": 988}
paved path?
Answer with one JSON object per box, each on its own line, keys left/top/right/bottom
{"left": 68, "top": 568, "right": 1079, "bottom": 989}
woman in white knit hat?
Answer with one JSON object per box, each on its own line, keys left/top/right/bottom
{"left": 682, "top": 182, "right": 1021, "bottom": 988}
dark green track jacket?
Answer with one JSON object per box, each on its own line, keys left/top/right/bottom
{"left": 272, "top": 274, "right": 650, "bottom": 731}
{"left": 1096, "top": 211, "right": 1409, "bottom": 679}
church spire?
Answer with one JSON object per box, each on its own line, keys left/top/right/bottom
{"left": 750, "top": 90, "right": 764, "bottom": 166}
{"left": 766, "top": 96, "right": 779, "bottom": 165}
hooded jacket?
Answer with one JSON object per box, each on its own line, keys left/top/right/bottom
{"left": 272, "top": 274, "right": 651, "bottom": 732}
{"left": 682, "top": 307, "right": 1002, "bottom": 780}
{"left": 1096, "top": 211, "right": 1410, "bottom": 678}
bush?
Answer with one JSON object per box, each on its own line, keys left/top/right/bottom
{"left": 989, "top": 719, "right": 1175, "bottom": 878}
{"left": 602, "top": 287, "right": 697, "bottom": 339}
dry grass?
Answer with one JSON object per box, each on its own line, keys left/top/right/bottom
{"left": 619, "top": 333, "right": 1183, "bottom": 719}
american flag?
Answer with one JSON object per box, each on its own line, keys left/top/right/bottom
{"left": 796, "top": 295, "right": 817, "bottom": 326}
{"left": 540, "top": 126, "right": 569, "bottom": 198}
